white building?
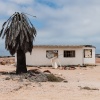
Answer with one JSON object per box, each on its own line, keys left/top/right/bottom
{"left": 25, "top": 45, "right": 96, "bottom": 67}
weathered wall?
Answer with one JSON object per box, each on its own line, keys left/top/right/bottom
{"left": 26, "top": 47, "right": 84, "bottom": 66}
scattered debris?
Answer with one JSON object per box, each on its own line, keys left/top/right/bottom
{"left": 46, "top": 74, "right": 64, "bottom": 82}
{"left": 68, "top": 67, "right": 76, "bottom": 70}
{"left": 5, "top": 77, "right": 10, "bottom": 80}
{"left": 61, "top": 66, "right": 76, "bottom": 70}
{"left": 78, "top": 86, "right": 99, "bottom": 91}
{"left": 0, "top": 69, "right": 64, "bottom": 82}
{"left": 14, "top": 86, "right": 23, "bottom": 91}
{"left": 0, "top": 57, "right": 15, "bottom": 65}
{"left": 43, "top": 70, "right": 51, "bottom": 74}
{"left": 63, "top": 80, "right": 68, "bottom": 83}
{"left": 0, "top": 61, "right": 6, "bottom": 65}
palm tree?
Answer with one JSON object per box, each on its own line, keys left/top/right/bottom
{"left": 0, "top": 12, "right": 36, "bottom": 74}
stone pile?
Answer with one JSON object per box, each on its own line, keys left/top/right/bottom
{"left": 0, "top": 58, "right": 15, "bottom": 65}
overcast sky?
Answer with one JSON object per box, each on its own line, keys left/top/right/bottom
{"left": 0, "top": 0, "right": 100, "bottom": 55}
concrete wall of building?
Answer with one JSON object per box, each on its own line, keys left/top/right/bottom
{"left": 26, "top": 47, "right": 85, "bottom": 66}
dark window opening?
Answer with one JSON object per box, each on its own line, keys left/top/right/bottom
{"left": 64, "top": 50, "right": 75, "bottom": 57}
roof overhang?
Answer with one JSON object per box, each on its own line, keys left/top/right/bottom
{"left": 33, "top": 45, "right": 96, "bottom": 48}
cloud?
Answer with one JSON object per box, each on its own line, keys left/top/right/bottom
{"left": 9, "top": 0, "right": 34, "bottom": 5}
{"left": 0, "top": 0, "right": 100, "bottom": 55}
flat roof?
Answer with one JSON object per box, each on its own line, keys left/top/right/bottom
{"left": 33, "top": 45, "right": 96, "bottom": 48}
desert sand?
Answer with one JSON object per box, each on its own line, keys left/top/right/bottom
{"left": 0, "top": 58, "right": 100, "bottom": 100}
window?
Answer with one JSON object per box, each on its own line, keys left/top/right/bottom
{"left": 84, "top": 49, "right": 92, "bottom": 58}
{"left": 46, "top": 50, "right": 58, "bottom": 59}
{"left": 64, "top": 50, "right": 75, "bottom": 57}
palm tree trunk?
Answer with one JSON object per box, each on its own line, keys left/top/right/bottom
{"left": 16, "top": 49, "right": 27, "bottom": 74}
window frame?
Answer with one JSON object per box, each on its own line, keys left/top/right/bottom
{"left": 63, "top": 50, "right": 75, "bottom": 58}
{"left": 46, "top": 50, "right": 58, "bottom": 59}
{"left": 84, "top": 49, "right": 92, "bottom": 58}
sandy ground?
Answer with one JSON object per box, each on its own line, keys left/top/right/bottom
{"left": 0, "top": 58, "right": 100, "bottom": 100}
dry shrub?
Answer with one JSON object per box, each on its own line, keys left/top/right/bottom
{"left": 46, "top": 74, "right": 64, "bottom": 82}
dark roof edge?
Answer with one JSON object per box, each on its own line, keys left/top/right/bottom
{"left": 33, "top": 45, "right": 96, "bottom": 48}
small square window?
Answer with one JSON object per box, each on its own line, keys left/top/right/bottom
{"left": 84, "top": 49, "right": 92, "bottom": 58}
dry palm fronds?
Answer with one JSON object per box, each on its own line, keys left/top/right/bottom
{"left": 0, "top": 12, "right": 36, "bottom": 55}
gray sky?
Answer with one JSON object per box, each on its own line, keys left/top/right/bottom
{"left": 0, "top": 0, "right": 100, "bottom": 55}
